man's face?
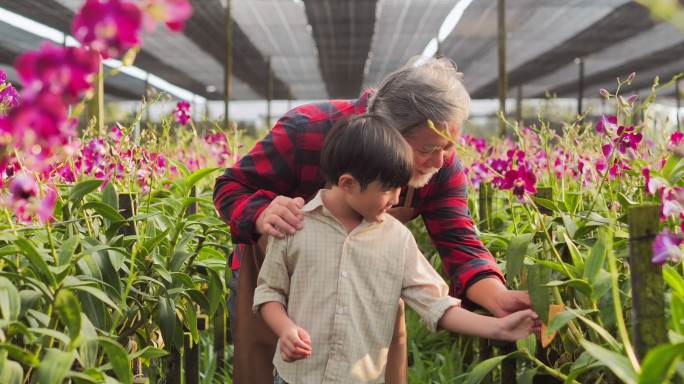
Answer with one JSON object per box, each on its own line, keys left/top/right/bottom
{"left": 404, "top": 121, "right": 458, "bottom": 188}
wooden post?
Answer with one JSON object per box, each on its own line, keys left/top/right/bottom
{"left": 214, "top": 306, "right": 226, "bottom": 370}
{"left": 167, "top": 346, "right": 181, "bottom": 384}
{"left": 118, "top": 192, "right": 137, "bottom": 237}
{"left": 628, "top": 204, "right": 667, "bottom": 360}
{"left": 497, "top": 0, "right": 507, "bottom": 137}
{"left": 478, "top": 183, "right": 493, "bottom": 232}
{"left": 224, "top": 0, "right": 233, "bottom": 130}
{"left": 183, "top": 333, "right": 199, "bottom": 384}
{"left": 576, "top": 58, "right": 584, "bottom": 118}
{"left": 266, "top": 56, "right": 273, "bottom": 129}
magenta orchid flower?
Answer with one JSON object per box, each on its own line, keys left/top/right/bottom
{"left": 36, "top": 187, "right": 58, "bottom": 223}
{"left": 175, "top": 100, "right": 191, "bottom": 125}
{"left": 652, "top": 229, "right": 683, "bottom": 265}
{"left": 595, "top": 115, "right": 617, "bottom": 135}
{"left": 141, "top": 0, "right": 193, "bottom": 32}
{"left": 499, "top": 163, "right": 537, "bottom": 200}
{"left": 72, "top": 0, "right": 143, "bottom": 59}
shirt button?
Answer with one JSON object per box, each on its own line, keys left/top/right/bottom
{"left": 337, "top": 306, "right": 345, "bottom": 315}
{"left": 341, "top": 271, "right": 348, "bottom": 278}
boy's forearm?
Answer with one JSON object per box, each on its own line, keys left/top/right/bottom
{"left": 260, "top": 301, "right": 296, "bottom": 337}
{"left": 438, "top": 305, "right": 501, "bottom": 339}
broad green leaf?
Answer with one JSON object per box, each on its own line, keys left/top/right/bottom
{"left": 158, "top": 297, "right": 177, "bottom": 347}
{"left": 0, "top": 277, "right": 20, "bottom": 321}
{"left": 98, "top": 338, "right": 132, "bottom": 383}
{"left": 547, "top": 308, "right": 595, "bottom": 333}
{"left": 528, "top": 263, "right": 551, "bottom": 324}
{"left": 571, "top": 308, "right": 620, "bottom": 350}
{"left": 69, "top": 179, "right": 103, "bottom": 205}
{"left": 0, "top": 343, "right": 39, "bottom": 366}
{"left": 585, "top": 232, "right": 608, "bottom": 285}
{"left": 535, "top": 259, "right": 578, "bottom": 278}
{"left": 464, "top": 353, "right": 517, "bottom": 384}
{"left": 543, "top": 279, "right": 592, "bottom": 299}
{"left": 101, "top": 182, "right": 118, "bottom": 210}
{"left": 638, "top": 342, "right": 684, "bottom": 384}
{"left": 63, "top": 280, "right": 119, "bottom": 312}
{"left": 671, "top": 294, "right": 684, "bottom": 334}
{"left": 531, "top": 196, "right": 560, "bottom": 213}
{"left": 58, "top": 236, "right": 81, "bottom": 267}
{"left": 0, "top": 360, "right": 23, "bottom": 384}
{"left": 28, "top": 328, "right": 70, "bottom": 345}
{"left": 55, "top": 289, "right": 82, "bottom": 346}
{"left": 183, "top": 167, "right": 220, "bottom": 193}
{"left": 129, "top": 346, "right": 169, "bottom": 360}
{"left": 36, "top": 348, "right": 75, "bottom": 384}
{"left": 664, "top": 265, "right": 684, "bottom": 297}
{"left": 78, "top": 314, "right": 99, "bottom": 369}
{"left": 516, "top": 333, "right": 536, "bottom": 356}
{"left": 15, "top": 237, "right": 56, "bottom": 287}
{"left": 505, "top": 233, "right": 533, "bottom": 280}
{"left": 207, "top": 267, "right": 224, "bottom": 317}
{"left": 581, "top": 340, "right": 637, "bottom": 384}
{"left": 561, "top": 232, "right": 584, "bottom": 273}
{"left": 81, "top": 202, "right": 126, "bottom": 222}
{"left": 560, "top": 213, "right": 578, "bottom": 238}
{"left": 168, "top": 159, "right": 190, "bottom": 177}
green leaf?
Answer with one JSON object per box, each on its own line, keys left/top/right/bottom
{"left": 505, "top": 233, "right": 532, "bottom": 280}
{"left": 560, "top": 213, "right": 578, "bottom": 238}
{"left": 464, "top": 353, "right": 517, "bottom": 384}
{"left": 101, "top": 182, "right": 118, "bottom": 210}
{"left": 528, "top": 263, "right": 551, "bottom": 324}
{"left": 0, "top": 343, "right": 39, "bottom": 366}
{"left": 585, "top": 231, "right": 608, "bottom": 285}
{"left": 81, "top": 202, "right": 126, "bottom": 222}
{"left": 664, "top": 265, "right": 684, "bottom": 297}
{"left": 58, "top": 236, "right": 81, "bottom": 267}
{"left": 97, "top": 338, "right": 132, "bottom": 383}
{"left": 0, "top": 360, "right": 23, "bottom": 384}
{"left": 561, "top": 232, "right": 584, "bottom": 273}
{"left": 638, "top": 342, "right": 684, "bottom": 384}
{"left": 516, "top": 333, "right": 536, "bottom": 356}
{"left": 207, "top": 268, "right": 224, "bottom": 317}
{"left": 36, "top": 348, "right": 75, "bottom": 384}
{"left": 547, "top": 308, "right": 595, "bottom": 333}
{"left": 543, "top": 279, "right": 593, "bottom": 299}
{"left": 671, "top": 294, "right": 684, "bottom": 334}
{"left": 531, "top": 196, "right": 560, "bottom": 213}
{"left": 55, "top": 289, "right": 82, "bottom": 346}
{"left": 28, "top": 327, "right": 71, "bottom": 345}
{"left": 168, "top": 159, "right": 190, "bottom": 177}
{"left": 183, "top": 167, "right": 220, "bottom": 193}
{"left": 63, "top": 279, "right": 120, "bottom": 312}
{"left": 0, "top": 277, "right": 20, "bottom": 321}
{"left": 78, "top": 314, "right": 99, "bottom": 369}
{"left": 581, "top": 340, "right": 637, "bottom": 384}
{"left": 69, "top": 179, "right": 103, "bottom": 205}
{"left": 15, "top": 237, "right": 56, "bottom": 287}
{"left": 129, "top": 346, "right": 168, "bottom": 360}
{"left": 158, "top": 297, "right": 178, "bottom": 347}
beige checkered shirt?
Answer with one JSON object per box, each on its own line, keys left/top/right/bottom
{"left": 253, "top": 190, "right": 461, "bottom": 383}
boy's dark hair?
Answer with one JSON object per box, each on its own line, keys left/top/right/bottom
{"left": 321, "top": 114, "right": 413, "bottom": 190}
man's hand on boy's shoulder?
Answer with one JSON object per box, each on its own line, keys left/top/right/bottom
{"left": 279, "top": 324, "right": 313, "bottom": 362}
{"left": 256, "top": 196, "right": 305, "bottom": 238}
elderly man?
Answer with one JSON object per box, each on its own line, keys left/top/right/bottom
{"left": 213, "top": 57, "right": 533, "bottom": 383}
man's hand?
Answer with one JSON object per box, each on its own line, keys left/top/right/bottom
{"left": 279, "top": 325, "right": 312, "bottom": 362}
{"left": 256, "top": 196, "right": 305, "bottom": 238}
{"left": 466, "top": 278, "right": 534, "bottom": 317}
{"left": 493, "top": 309, "right": 539, "bottom": 341}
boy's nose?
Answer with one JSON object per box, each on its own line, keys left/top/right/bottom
{"left": 390, "top": 189, "right": 401, "bottom": 206}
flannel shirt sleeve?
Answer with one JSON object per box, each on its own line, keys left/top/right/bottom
{"left": 213, "top": 114, "right": 300, "bottom": 244}
{"left": 421, "top": 153, "right": 506, "bottom": 298}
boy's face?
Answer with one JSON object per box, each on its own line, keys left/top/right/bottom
{"left": 345, "top": 179, "right": 401, "bottom": 223}
{"left": 404, "top": 121, "right": 458, "bottom": 188}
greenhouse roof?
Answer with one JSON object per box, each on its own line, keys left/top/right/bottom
{"left": 0, "top": 0, "right": 682, "bottom": 101}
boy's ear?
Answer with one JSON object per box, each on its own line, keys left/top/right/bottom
{"left": 338, "top": 173, "right": 357, "bottom": 192}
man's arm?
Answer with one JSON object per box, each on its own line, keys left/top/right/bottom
{"left": 213, "top": 114, "right": 300, "bottom": 244}
{"left": 420, "top": 153, "right": 505, "bottom": 298}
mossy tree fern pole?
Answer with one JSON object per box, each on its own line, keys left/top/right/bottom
{"left": 628, "top": 204, "right": 667, "bottom": 361}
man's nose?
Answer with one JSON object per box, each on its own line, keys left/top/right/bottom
{"left": 430, "top": 151, "right": 445, "bottom": 169}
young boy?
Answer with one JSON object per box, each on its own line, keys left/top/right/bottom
{"left": 253, "top": 114, "right": 538, "bottom": 383}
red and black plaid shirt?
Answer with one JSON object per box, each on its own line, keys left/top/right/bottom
{"left": 213, "top": 90, "right": 504, "bottom": 298}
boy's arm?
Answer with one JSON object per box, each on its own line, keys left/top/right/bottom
{"left": 260, "top": 302, "right": 312, "bottom": 362}
{"left": 438, "top": 305, "right": 538, "bottom": 341}
{"left": 400, "top": 233, "right": 536, "bottom": 341}
{"left": 253, "top": 236, "right": 312, "bottom": 362}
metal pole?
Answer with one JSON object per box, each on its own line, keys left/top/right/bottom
{"left": 266, "top": 56, "right": 272, "bottom": 129}
{"left": 677, "top": 79, "right": 681, "bottom": 131}
{"left": 577, "top": 57, "right": 584, "bottom": 118}
{"left": 516, "top": 85, "right": 522, "bottom": 125}
{"left": 224, "top": 0, "right": 233, "bottom": 130}
{"left": 497, "top": 0, "right": 507, "bottom": 137}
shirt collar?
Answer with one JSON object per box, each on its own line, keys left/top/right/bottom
{"left": 354, "top": 88, "right": 375, "bottom": 115}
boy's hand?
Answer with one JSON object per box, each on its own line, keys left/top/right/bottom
{"left": 279, "top": 325, "right": 312, "bottom": 362}
{"left": 256, "top": 196, "right": 305, "bottom": 238}
{"left": 494, "top": 309, "right": 540, "bottom": 341}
